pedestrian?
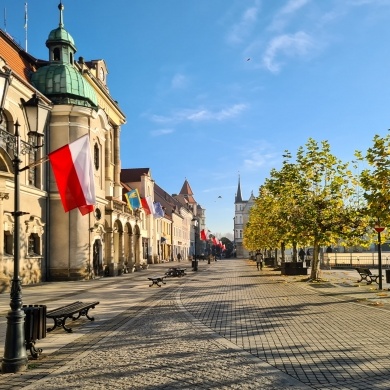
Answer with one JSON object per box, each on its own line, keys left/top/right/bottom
{"left": 256, "top": 251, "right": 263, "bottom": 270}
{"left": 177, "top": 253, "right": 181, "bottom": 262}
{"left": 299, "top": 248, "right": 305, "bottom": 261}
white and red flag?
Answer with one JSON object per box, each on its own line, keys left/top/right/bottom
{"left": 48, "top": 135, "right": 96, "bottom": 215}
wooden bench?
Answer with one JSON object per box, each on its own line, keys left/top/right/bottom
{"left": 148, "top": 276, "right": 166, "bottom": 287}
{"left": 355, "top": 268, "right": 380, "bottom": 285}
{"left": 46, "top": 301, "right": 99, "bottom": 333}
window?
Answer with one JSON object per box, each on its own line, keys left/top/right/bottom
{"left": 94, "top": 143, "right": 100, "bottom": 170}
{"left": 28, "top": 234, "right": 40, "bottom": 256}
{"left": 53, "top": 48, "right": 60, "bottom": 61}
{"left": 4, "top": 231, "right": 12, "bottom": 255}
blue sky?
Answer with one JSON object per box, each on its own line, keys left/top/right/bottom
{"left": 3, "top": 0, "right": 390, "bottom": 238}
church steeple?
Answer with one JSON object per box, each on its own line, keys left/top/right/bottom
{"left": 235, "top": 175, "right": 243, "bottom": 203}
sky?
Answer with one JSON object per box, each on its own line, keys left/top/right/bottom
{"left": 2, "top": 0, "right": 390, "bottom": 238}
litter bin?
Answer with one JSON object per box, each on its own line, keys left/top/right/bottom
{"left": 23, "top": 304, "right": 47, "bottom": 359}
{"left": 386, "top": 269, "right": 390, "bottom": 283}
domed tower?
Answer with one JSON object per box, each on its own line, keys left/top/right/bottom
{"left": 31, "top": 2, "right": 98, "bottom": 109}
{"left": 30, "top": 2, "right": 103, "bottom": 281}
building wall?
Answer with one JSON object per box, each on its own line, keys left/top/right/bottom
{"left": 0, "top": 55, "right": 48, "bottom": 288}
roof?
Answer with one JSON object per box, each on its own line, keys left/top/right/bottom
{"left": 154, "top": 183, "right": 183, "bottom": 220}
{"left": 179, "top": 179, "right": 196, "bottom": 204}
{"left": 121, "top": 168, "right": 151, "bottom": 183}
{"left": 0, "top": 30, "right": 37, "bottom": 84}
{"left": 47, "top": 27, "right": 76, "bottom": 51}
{"left": 31, "top": 2, "right": 98, "bottom": 110}
{"left": 235, "top": 176, "right": 243, "bottom": 203}
{"left": 31, "top": 63, "right": 98, "bottom": 108}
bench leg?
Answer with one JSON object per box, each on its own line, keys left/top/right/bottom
{"left": 47, "top": 317, "right": 73, "bottom": 333}
{"left": 26, "top": 340, "right": 43, "bottom": 359}
{"left": 149, "top": 279, "right": 165, "bottom": 287}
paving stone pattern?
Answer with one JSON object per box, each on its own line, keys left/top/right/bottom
{"left": 0, "top": 260, "right": 390, "bottom": 389}
{"left": 181, "top": 262, "right": 390, "bottom": 389}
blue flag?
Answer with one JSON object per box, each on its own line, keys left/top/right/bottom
{"left": 153, "top": 202, "right": 164, "bottom": 218}
{"left": 125, "top": 189, "right": 141, "bottom": 210}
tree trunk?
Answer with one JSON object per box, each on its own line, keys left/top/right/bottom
{"left": 292, "top": 242, "right": 297, "bottom": 262}
{"left": 280, "top": 242, "right": 285, "bottom": 263}
{"left": 310, "top": 242, "right": 321, "bottom": 280}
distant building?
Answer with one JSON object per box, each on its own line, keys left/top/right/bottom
{"left": 233, "top": 176, "right": 255, "bottom": 258}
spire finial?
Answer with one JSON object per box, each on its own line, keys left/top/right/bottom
{"left": 58, "top": 1, "right": 64, "bottom": 28}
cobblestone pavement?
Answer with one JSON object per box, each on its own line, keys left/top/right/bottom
{"left": 0, "top": 260, "right": 390, "bottom": 389}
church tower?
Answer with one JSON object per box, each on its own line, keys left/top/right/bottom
{"left": 234, "top": 175, "right": 245, "bottom": 258}
{"left": 234, "top": 176, "right": 254, "bottom": 258}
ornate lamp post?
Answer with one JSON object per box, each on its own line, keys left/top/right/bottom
{"left": 375, "top": 223, "right": 385, "bottom": 291}
{"left": 192, "top": 217, "right": 198, "bottom": 271}
{"left": 0, "top": 70, "right": 50, "bottom": 373}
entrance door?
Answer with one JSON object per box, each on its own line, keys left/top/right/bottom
{"left": 93, "top": 240, "right": 103, "bottom": 277}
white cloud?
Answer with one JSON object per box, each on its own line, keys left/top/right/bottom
{"left": 151, "top": 103, "right": 247, "bottom": 124}
{"left": 171, "top": 73, "right": 188, "bottom": 89}
{"left": 150, "top": 128, "right": 174, "bottom": 137}
{"left": 226, "top": 0, "right": 261, "bottom": 45}
{"left": 237, "top": 141, "right": 280, "bottom": 171}
{"left": 262, "top": 31, "right": 314, "bottom": 73}
{"left": 269, "top": 0, "right": 311, "bottom": 31}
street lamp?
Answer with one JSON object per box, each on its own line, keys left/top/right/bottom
{"left": 0, "top": 71, "right": 50, "bottom": 373}
{"left": 375, "top": 222, "right": 385, "bottom": 291}
{"left": 192, "top": 217, "right": 198, "bottom": 271}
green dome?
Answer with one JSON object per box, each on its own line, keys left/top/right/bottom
{"left": 31, "top": 64, "right": 98, "bottom": 109}
{"left": 46, "top": 27, "right": 76, "bottom": 51}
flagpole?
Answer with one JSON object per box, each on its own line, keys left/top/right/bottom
{"left": 19, "top": 155, "right": 49, "bottom": 172}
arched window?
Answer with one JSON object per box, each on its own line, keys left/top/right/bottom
{"left": 53, "top": 48, "right": 60, "bottom": 61}
{"left": 28, "top": 234, "right": 40, "bottom": 256}
{"left": 94, "top": 143, "right": 99, "bottom": 170}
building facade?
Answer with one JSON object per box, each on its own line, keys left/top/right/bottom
{"left": 0, "top": 4, "right": 206, "bottom": 287}
{"left": 233, "top": 176, "right": 255, "bottom": 259}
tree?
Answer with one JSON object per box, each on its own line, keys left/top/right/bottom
{"left": 355, "top": 133, "right": 390, "bottom": 243}
{"left": 246, "top": 138, "right": 368, "bottom": 280}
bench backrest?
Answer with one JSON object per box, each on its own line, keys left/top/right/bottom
{"left": 355, "top": 268, "right": 372, "bottom": 275}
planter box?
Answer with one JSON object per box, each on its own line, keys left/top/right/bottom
{"left": 281, "top": 262, "right": 308, "bottom": 276}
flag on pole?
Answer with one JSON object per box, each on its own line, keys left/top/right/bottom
{"left": 125, "top": 189, "right": 141, "bottom": 210}
{"left": 48, "top": 134, "right": 95, "bottom": 215}
{"left": 141, "top": 197, "right": 151, "bottom": 214}
{"left": 200, "top": 229, "right": 207, "bottom": 241}
{"left": 153, "top": 202, "right": 164, "bottom": 218}
{"left": 146, "top": 196, "right": 155, "bottom": 215}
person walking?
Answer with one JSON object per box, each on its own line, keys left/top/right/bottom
{"left": 256, "top": 251, "right": 263, "bottom": 270}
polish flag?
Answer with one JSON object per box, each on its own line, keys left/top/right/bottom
{"left": 141, "top": 197, "right": 151, "bottom": 214}
{"left": 48, "top": 135, "right": 96, "bottom": 215}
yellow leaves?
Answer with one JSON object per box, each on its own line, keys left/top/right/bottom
{"left": 369, "top": 302, "right": 384, "bottom": 306}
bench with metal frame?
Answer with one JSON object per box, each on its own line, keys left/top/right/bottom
{"left": 165, "top": 267, "right": 187, "bottom": 277}
{"left": 355, "top": 268, "right": 380, "bottom": 285}
{"left": 46, "top": 301, "right": 100, "bottom": 333}
{"left": 148, "top": 276, "right": 166, "bottom": 287}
